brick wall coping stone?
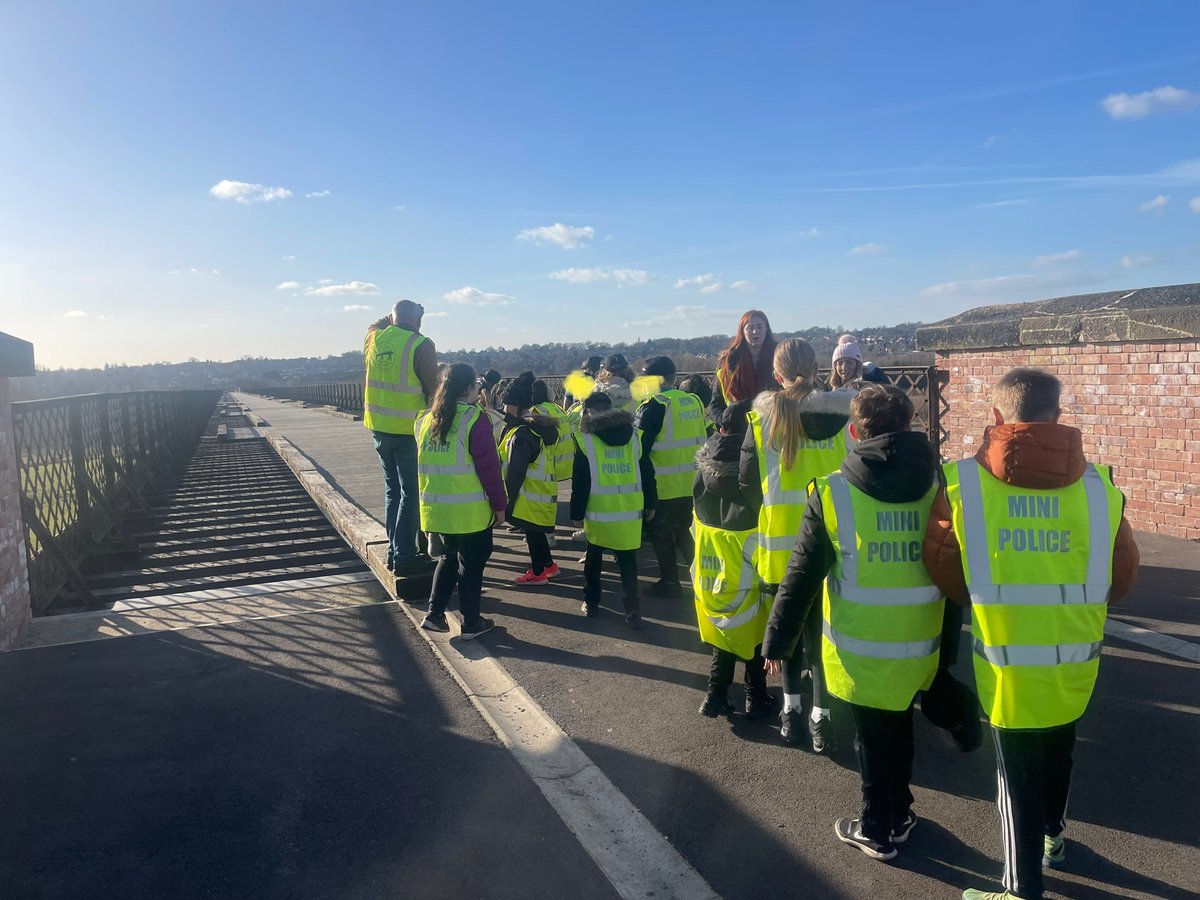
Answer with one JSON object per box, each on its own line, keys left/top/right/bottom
{"left": 0, "top": 332, "right": 34, "bottom": 378}
{"left": 916, "top": 282, "right": 1200, "bottom": 352}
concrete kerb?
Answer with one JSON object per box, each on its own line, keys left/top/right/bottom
{"left": 260, "top": 427, "right": 719, "bottom": 900}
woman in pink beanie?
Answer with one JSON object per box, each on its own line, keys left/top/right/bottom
{"left": 830, "top": 335, "right": 864, "bottom": 388}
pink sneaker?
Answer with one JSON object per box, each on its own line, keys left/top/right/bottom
{"left": 515, "top": 569, "right": 550, "bottom": 585}
{"left": 542, "top": 563, "right": 560, "bottom": 579}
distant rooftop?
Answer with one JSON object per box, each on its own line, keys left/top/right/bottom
{"left": 916, "top": 282, "right": 1200, "bottom": 352}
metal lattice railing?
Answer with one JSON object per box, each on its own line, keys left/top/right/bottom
{"left": 252, "top": 365, "right": 947, "bottom": 450}
{"left": 12, "top": 390, "right": 222, "bottom": 611}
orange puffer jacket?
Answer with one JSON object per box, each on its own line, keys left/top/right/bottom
{"left": 923, "top": 422, "right": 1140, "bottom": 605}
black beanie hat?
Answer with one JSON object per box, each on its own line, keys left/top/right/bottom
{"left": 501, "top": 371, "right": 535, "bottom": 408}
{"left": 641, "top": 356, "right": 676, "bottom": 380}
{"left": 583, "top": 355, "right": 603, "bottom": 375}
{"left": 604, "top": 352, "right": 629, "bottom": 372}
{"left": 481, "top": 368, "right": 501, "bottom": 389}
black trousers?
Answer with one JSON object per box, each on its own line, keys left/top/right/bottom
{"left": 428, "top": 529, "right": 493, "bottom": 627}
{"left": 991, "top": 722, "right": 1076, "bottom": 900}
{"left": 648, "top": 496, "right": 695, "bottom": 584}
{"left": 781, "top": 595, "right": 829, "bottom": 711}
{"left": 582, "top": 544, "right": 639, "bottom": 614}
{"left": 709, "top": 645, "right": 767, "bottom": 694}
{"left": 525, "top": 531, "right": 554, "bottom": 574}
{"left": 850, "top": 702, "right": 916, "bottom": 842}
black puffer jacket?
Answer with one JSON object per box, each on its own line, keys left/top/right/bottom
{"left": 739, "top": 387, "right": 853, "bottom": 515}
{"left": 570, "top": 408, "right": 656, "bottom": 522}
{"left": 693, "top": 399, "right": 757, "bottom": 532}
{"left": 503, "top": 414, "right": 560, "bottom": 533}
{"left": 761, "top": 429, "right": 938, "bottom": 660}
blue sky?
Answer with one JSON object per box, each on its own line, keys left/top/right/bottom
{"left": 2, "top": 2, "right": 1198, "bottom": 369}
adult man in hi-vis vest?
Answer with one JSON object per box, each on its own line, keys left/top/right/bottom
{"left": 363, "top": 300, "right": 439, "bottom": 576}
{"left": 635, "top": 356, "right": 709, "bottom": 599}
{"left": 763, "top": 384, "right": 944, "bottom": 863}
{"left": 925, "top": 368, "right": 1139, "bottom": 900}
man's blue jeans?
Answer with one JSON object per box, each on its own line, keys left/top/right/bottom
{"left": 372, "top": 431, "right": 419, "bottom": 567}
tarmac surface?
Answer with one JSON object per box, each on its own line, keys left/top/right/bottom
{"left": 3, "top": 392, "right": 1196, "bottom": 899}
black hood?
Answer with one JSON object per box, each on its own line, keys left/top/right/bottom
{"left": 840, "top": 430, "right": 937, "bottom": 503}
{"left": 581, "top": 408, "right": 634, "bottom": 446}
{"left": 695, "top": 432, "right": 741, "bottom": 480}
{"left": 521, "top": 413, "right": 560, "bottom": 445}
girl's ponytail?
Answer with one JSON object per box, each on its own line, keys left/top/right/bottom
{"left": 766, "top": 339, "right": 819, "bottom": 469}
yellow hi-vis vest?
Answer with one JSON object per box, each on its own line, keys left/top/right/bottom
{"left": 575, "top": 431, "right": 643, "bottom": 551}
{"left": 532, "top": 401, "right": 574, "bottom": 482}
{"left": 748, "top": 408, "right": 851, "bottom": 584}
{"left": 816, "top": 473, "right": 945, "bottom": 711}
{"left": 363, "top": 326, "right": 428, "bottom": 435}
{"left": 500, "top": 426, "right": 558, "bottom": 527}
{"left": 692, "top": 517, "right": 768, "bottom": 661}
{"left": 944, "top": 459, "right": 1125, "bottom": 729}
{"left": 416, "top": 404, "right": 494, "bottom": 534}
{"left": 642, "top": 389, "right": 708, "bottom": 501}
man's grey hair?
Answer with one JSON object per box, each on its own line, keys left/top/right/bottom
{"left": 392, "top": 299, "right": 424, "bottom": 325}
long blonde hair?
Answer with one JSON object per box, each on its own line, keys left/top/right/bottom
{"left": 766, "top": 339, "right": 819, "bottom": 469}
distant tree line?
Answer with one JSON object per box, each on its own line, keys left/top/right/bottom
{"left": 10, "top": 324, "right": 932, "bottom": 401}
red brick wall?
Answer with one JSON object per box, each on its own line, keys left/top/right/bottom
{"left": 0, "top": 377, "right": 32, "bottom": 648}
{"left": 937, "top": 340, "right": 1200, "bottom": 540}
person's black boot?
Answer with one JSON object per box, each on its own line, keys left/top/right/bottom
{"left": 699, "top": 687, "right": 731, "bottom": 717}
{"left": 780, "top": 707, "right": 805, "bottom": 745}
{"left": 745, "top": 689, "right": 779, "bottom": 721}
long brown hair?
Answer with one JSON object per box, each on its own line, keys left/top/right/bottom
{"left": 766, "top": 339, "right": 819, "bottom": 469}
{"left": 717, "top": 309, "right": 776, "bottom": 403}
{"left": 428, "top": 363, "right": 477, "bottom": 442}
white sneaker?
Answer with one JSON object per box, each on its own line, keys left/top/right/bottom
{"left": 571, "top": 529, "right": 586, "bottom": 542}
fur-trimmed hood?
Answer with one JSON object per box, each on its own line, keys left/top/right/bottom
{"left": 751, "top": 385, "right": 851, "bottom": 441}
{"left": 519, "top": 413, "right": 560, "bottom": 445}
{"left": 695, "top": 434, "right": 741, "bottom": 481}
{"left": 581, "top": 408, "right": 634, "bottom": 445}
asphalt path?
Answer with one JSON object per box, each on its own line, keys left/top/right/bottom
{"left": 0, "top": 583, "right": 618, "bottom": 900}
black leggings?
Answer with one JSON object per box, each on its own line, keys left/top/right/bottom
{"left": 428, "top": 529, "right": 493, "bottom": 627}
{"left": 582, "top": 544, "right": 639, "bottom": 614}
{"left": 525, "top": 531, "right": 554, "bottom": 574}
{"left": 782, "top": 596, "right": 828, "bottom": 710}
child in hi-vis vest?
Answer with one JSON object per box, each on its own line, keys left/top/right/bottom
{"left": 692, "top": 400, "right": 775, "bottom": 720}
{"left": 764, "top": 384, "right": 944, "bottom": 862}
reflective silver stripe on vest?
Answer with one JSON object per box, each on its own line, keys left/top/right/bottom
{"left": 581, "top": 431, "right": 643, "bottom": 494}
{"left": 654, "top": 394, "right": 706, "bottom": 450}
{"left": 972, "top": 637, "right": 1103, "bottom": 667}
{"left": 958, "top": 460, "right": 1112, "bottom": 604}
{"left": 365, "top": 403, "right": 419, "bottom": 419}
{"left": 418, "top": 464, "right": 476, "bottom": 476}
{"left": 825, "top": 473, "right": 941, "bottom": 606}
{"left": 586, "top": 509, "right": 643, "bottom": 522}
{"left": 709, "top": 599, "right": 767, "bottom": 630}
{"left": 760, "top": 533, "right": 797, "bottom": 552}
{"left": 366, "top": 378, "right": 423, "bottom": 395}
{"left": 706, "top": 532, "right": 762, "bottom": 624}
{"left": 824, "top": 621, "right": 940, "bottom": 660}
{"left": 592, "top": 483, "right": 641, "bottom": 496}
{"left": 970, "top": 583, "right": 1110, "bottom": 606}
{"left": 421, "top": 491, "right": 489, "bottom": 504}
{"left": 655, "top": 461, "right": 698, "bottom": 476}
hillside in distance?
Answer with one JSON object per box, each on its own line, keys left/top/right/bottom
{"left": 12, "top": 322, "right": 931, "bottom": 401}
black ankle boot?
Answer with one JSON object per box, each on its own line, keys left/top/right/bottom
{"left": 698, "top": 687, "right": 731, "bottom": 717}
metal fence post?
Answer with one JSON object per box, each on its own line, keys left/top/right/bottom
{"left": 66, "top": 398, "right": 92, "bottom": 547}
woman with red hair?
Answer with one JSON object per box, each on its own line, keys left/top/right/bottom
{"left": 711, "top": 310, "right": 779, "bottom": 417}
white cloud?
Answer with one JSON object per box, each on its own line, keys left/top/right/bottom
{"left": 393, "top": 205, "right": 407, "bottom": 211}
{"left": 1138, "top": 194, "right": 1169, "bottom": 214}
{"left": 675, "top": 273, "right": 721, "bottom": 290}
{"left": 1121, "top": 254, "right": 1157, "bottom": 269}
{"left": 317, "top": 278, "right": 335, "bottom": 285}
{"left": 975, "top": 198, "right": 1032, "bottom": 209}
{"left": 624, "top": 305, "right": 734, "bottom": 329}
{"left": 282, "top": 254, "right": 296, "bottom": 260}
{"left": 849, "top": 242, "right": 887, "bottom": 255}
{"left": 1031, "top": 249, "right": 1085, "bottom": 268}
{"left": 729, "top": 280, "right": 755, "bottom": 292}
{"left": 802, "top": 227, "right": 822, "bottom": 237}
{"left": 1190, "top": 196, "right": 1200, "bottom": 213}
{"left": 550, "top": 267, "right": 651, "bottom": 286}
{"left": 343, "top": 304, "right": 372, "bottom": 312}
{"left": 305, "top": 190, "right": 331, "bottom": 199}
{"left": 168, "top": 266, "right": 220, "bottom": 276}
{"left": 276, "top": 281, "right": 303, "bottom": 290}
{"left": 1102, "top": 86, "right": 1200, "bottom": 120}
{"left": 443, "top": 286, "right": 516, "bottom": 306}
{"left": 425, "top": 310, "right": 449, "bottom": 317}
{"left": 305, "top": 281, "right": 380, "bottom": 297}
{"left": 209, "top": 179, "right": 292, "bottom": 204}
{"left": 516, "top": 223, "right": 595, "bottom": 249}
{"left": 59, "top": 310, "right": 88, "bottom": 318}
{"left": 920, "top": 269, "right": 1106, "bottom": 300}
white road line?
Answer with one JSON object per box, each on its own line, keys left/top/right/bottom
{"left": 1106, "top": 618, "right": 1200, "bottom": 663}
{"left": 262, "top": 426, "right": 720, "bottom": 900}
